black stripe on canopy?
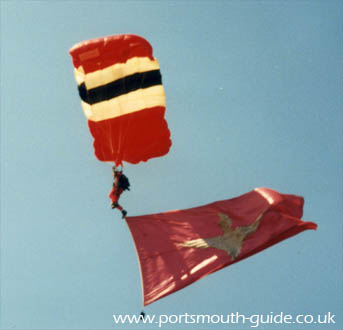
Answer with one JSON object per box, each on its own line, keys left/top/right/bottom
{"left": 78, "top": 69, "right": 162, "bottom": 105}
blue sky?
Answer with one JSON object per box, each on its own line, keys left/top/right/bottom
{"left": 1, "top": 1, "right": 342, "bottom": 329}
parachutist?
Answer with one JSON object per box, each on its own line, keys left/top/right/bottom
{"left": 139, "top": 311, "right": 145, "bottom": 320}
{"left": 109, "top": 166, "right": 130, "bottom": 218}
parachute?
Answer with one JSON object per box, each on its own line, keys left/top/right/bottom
{"left": 69, "top": 34, "right": 171, "bottom": 165}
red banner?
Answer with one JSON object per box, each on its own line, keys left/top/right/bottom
{"left": 126, "top": 188, "right": 317, "bottom": 306}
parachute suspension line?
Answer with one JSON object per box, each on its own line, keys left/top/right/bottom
{"left": 120, "top": 110, "right": 133, "bottom": 164}
{"left": 107, "top": 114, "right": 115, "bottom": 160}
{"left": 116, "top": 75, "right": 128, "bottom": 164}
{"left": 117, "top": 85, "right": 135, "bottom": 164}
{"left": 116, "top": 105, "right": 124, "bottom": 164}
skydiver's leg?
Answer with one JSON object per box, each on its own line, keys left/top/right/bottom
{"left": 111, "top": 194, "right": 127, "bottom": 218}
{"left": 111, "top": 201, "right": 122, "bottom": 210}
{"left": 111, "top": 193, "right": 120, "bottom": 209}
{"left": 115, "top": 203, "right": 127, "bottom": 218}
{"left": 111, "top": 201, "right": 127, "bottom": 218}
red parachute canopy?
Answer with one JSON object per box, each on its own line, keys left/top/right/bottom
{"left": 69, "top": 34, "right": 171, "bottom": 165}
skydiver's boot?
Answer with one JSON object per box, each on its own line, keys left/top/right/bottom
{"left": 122, "top": 210, "right": 127, "bottom": 218}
